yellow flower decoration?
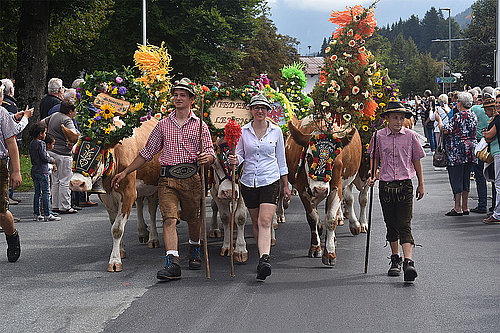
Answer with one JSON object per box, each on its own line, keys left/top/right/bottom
{"left": 135, "top": 102, "right": 144, "bottom": 112}
{"left": 104, "top": 124, "right": 113, "bottom": 135}
{"left": 85, "top": 90, "right": 92, "bottom": 97}
{"left": 100, "top": 103, "right": 115, "bottom": 120}
{"left": 362, "top": 125, "right": 369, "bottom": 131}
{"left": 377, "top": 92, "right": 383, "bottom": 98}
{"left": 379, "top": 103, "right": 386, "bottom": 108}
{"left": 111, "top": 87, "right": 118, "bottom": 95}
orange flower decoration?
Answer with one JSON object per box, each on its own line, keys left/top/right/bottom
{"left": 330, "top": 5, "right": 377, "bottom": 40}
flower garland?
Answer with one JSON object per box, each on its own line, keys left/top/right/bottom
{"left": 75, "top": 68, "right": 153, "bottom": 147}
{"left": 280, "top": 62, "right": 312, "bottom": 119}
{"left": 134, "top": 42, "right": 173, "bottom": 119}
{"left": 296, "top": 133, "right": 344, "bottom": 182}
{"left": 311, "top": 2, "right": 380, "bottom": 130}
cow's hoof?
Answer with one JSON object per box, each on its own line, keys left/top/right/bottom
{"left": 273, "top": 222, "right": 279, "bottom": 230}
{"left": 360, "top": 225, "right": 368, "bottom": 233}
{"left": 220, "top": 247, "right": 230, "bottom": 257}
{"left": 308, "top": 246, "right": 323, "bottom": 258}
{"left": 337, "top": 219, "right": 344, "bottom": 226}
{"left": 120, "top": 250, "right": 126, "bottom": 259}
{"left": 321, "top": 252, "right": 336, "bottom": 267}
{"left": 148, "top": 239, "right": 160, "bottom": 248}
{"left": 350, "top": 225, "right": 361, "bottom": 236}
{"left": 209, "top": 229, "right": 222, "bottom": 238}
{"left": 138, "top": 235, "right": 148, "bottom": 243}
{"left": 234, "top": 251, "right": 248, "bottom": 263}
{"left": 278, "top": 216, "right": 286, "bottom": 223}
{"left": 107, "top": 263, "right": 123, "bottom": 272}
{"left": 271, "top": 238, "right": 276, "bottom": 246}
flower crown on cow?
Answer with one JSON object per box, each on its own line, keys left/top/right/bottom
{"left": 75, "top": 67, "right": 154, "bottom": 147}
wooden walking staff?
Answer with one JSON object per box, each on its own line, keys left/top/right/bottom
{"left": 199, "top": 96, "right": 210, "bottom": 279}
{"left": 364, "top": 131, "right": 377, "bottom": 273}
{"left": 224, "top": 118, "right": 242, "bottom": 277}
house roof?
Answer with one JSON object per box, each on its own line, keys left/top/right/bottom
{"left": 299, "top": 56, "right": 325, "bottom": 75}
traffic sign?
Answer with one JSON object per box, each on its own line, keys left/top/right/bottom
{"left": 436, "top": 77, "right": 457, "bottom": 83}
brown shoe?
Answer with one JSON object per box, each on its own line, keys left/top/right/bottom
{"left": 79, "top": 201, "right": 98, "bottom": 207}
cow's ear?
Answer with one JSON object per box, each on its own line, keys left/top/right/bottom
{"left": 288, "top": 120, "right": 309, "bottom": 147}
{"left": 341, "top": 127, "right": 357, "bottom": 147}
{"left": 61, "top": 124, "right": 79, "bottom": 145}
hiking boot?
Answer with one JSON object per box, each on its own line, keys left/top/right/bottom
{"left": 388, "top": 254, "right": 402, "bottom": 276}
{"left": 188, "top": 244, "right": 202, "bottom": 270}
{"left": 157, "top": 254, "right": 181, "bottom": 280}
{"left": 256, "top": 254, "right": 272, "bottom": 281}
{"left": 403, "top": 258, "right": 418, "bottom": 282}
{"left": 5, "top": 230, "right": 20, "bottom": 263}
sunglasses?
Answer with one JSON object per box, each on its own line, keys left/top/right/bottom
{"left": 252, "top": 106, "right": 268, "bottom": 111}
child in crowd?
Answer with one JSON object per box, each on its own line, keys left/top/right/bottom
{"left": 368, "top": 101, "right": 425, "bottom": 282}
{"left": 29, "top": 122, "right": 60, "bottom": 222}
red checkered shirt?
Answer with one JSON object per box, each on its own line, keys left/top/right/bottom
{"left": 139, "top": 110, "right": 215, "bottom": 165}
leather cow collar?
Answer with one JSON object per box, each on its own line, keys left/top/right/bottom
{"left": 72, "top": 139, "right": 114, "bottom": 178}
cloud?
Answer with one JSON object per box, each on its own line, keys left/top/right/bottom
{"left": 276, "top": 0, "right": 373, "bottom": 12}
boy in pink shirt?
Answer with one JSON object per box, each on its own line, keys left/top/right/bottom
{"left": 368, "top": 101, "right": 425, "bottom": 282}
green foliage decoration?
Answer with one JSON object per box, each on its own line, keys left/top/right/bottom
{"left": 75, "top": 68, "right": 153, "bottom": 147}
{"left": 280, "top": 62, "right": 312, "bottom": 119}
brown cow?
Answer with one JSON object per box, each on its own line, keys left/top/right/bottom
{"left": 67, "top": 118, "right": 161, "bottom": 272}
{"left": 286, "top": 115, "right": 362, "bottom": 266}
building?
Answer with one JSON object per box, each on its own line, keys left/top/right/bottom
{"left": 299, "top": 56, "right": 325, "bottom": 94}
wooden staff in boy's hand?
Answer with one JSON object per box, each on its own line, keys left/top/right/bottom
{"left": 224, "top": 118, "right": 242, "bottom": 277}
{"left": 199, "top": 95, "right": 210, "bottom": 279}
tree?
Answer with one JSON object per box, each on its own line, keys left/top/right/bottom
{"left": 225, "top": 15, "right": 299, "bottom": 87}
{"left": 458, "top": 0, "right": 496, "bottom": 87}
{"left": 401, "top": 53, "right": 441, "bottom": 97}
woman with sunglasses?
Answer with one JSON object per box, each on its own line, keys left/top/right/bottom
{"left": 228, "top": 94, "right": 291, "bottom": 281}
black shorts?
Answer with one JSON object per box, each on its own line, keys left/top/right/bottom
{"left": 240, "top": 180, "right": 280, "bottom": 209}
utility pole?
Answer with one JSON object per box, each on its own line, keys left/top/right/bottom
{"left": 496, "top": 0, "right": 500, "bottom": 86}
{"left": 440, "top": 8, "right": 451, "bottom": 91}
{"left": 442, "top": 57, "right": 447, "bottom": 94}
{"left": 142, "top": 0, "right": 147, "bottom": 45}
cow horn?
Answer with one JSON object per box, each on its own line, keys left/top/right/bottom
{"left": 61, "top": 124, "right": 79, "bottom": 145}
{"left": 288, "top": 120, "right": 310, "bottom": 147}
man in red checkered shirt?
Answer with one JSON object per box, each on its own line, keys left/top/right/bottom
{"left": 112, "top": 78, "right": 215, "bottom": 281}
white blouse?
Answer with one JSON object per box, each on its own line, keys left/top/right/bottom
{"left": 235, "top": 120, "right": 288, "bottom": 188}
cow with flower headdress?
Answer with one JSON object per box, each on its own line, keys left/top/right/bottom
{"left": 286, "top": 116, "right": 361, "bottom": 266}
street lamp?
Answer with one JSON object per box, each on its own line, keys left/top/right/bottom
{"left": 442, "top": 57, "right": 448, "bottom": 94}
{"left": 440, "top": 8, "right": 451, "bottom": 91}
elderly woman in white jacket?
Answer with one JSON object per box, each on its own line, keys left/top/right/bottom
{"left": 430, "top": 94, "right": 451, "bottom": 148}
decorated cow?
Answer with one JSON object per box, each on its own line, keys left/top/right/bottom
{"left": 209, "top": 137, "right": 249, "bottom": 262}
{"left": 286, "top": 116, "right": 362, "bottom": 266}
{"left": 67, "top": 118, "right": 161, "bottom": 272}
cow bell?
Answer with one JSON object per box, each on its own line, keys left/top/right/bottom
{"left": 88, "top": 179, "right": 106, "bottom": 194}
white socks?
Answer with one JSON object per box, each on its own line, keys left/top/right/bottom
{"left": 166, "top": 250, "right": 179, "bottom": 257}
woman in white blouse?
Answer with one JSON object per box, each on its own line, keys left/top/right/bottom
{"left": 228, "top": 94, "right": 290, "bottom": 281}
{"left": 430, "top": 94, "right": 451, "bottom": 147}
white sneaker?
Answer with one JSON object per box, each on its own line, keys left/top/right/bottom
{"left": 43, "top": 214, "right": 61, "bottom": 222}
{"left": 33, "top": 215, "right": 43, "bottom": 221}
{"left": 9, "top": 198, "right": 19, "bottom": 205}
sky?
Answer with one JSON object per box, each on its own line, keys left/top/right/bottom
{"left": 268, "top": 0, "right": 476, "bottom": 55}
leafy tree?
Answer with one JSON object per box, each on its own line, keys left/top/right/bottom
{"left": 458, "top": 0, "right": 496, "bottom": 87}
{"left": 224, "top": 15, "right": 299, "bottom": 87}
{"left": 400, "top": 52, "right": 441, "bottom": 97}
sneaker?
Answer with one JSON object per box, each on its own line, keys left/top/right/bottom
{"left": 5, "top": 230, "right": 20, "bottom": 262}
{"left": 8, "top": 198, "right": 19, "bottom": 205}
{"left": 403, "top": 258, "right": 418, "bottom": 282}
{"left": 188, "top": 244, "right": 202, "bottom": 270}
{"left": 470, "top": 207, "right": 487, "bottom": 214}
{"left": 33, "top": 215, "right": 43, "bottom": 221}
{"left": 483, "top": 216, "right": 500, "bottom": 224}
{"left": 43, "top": 214, "right": 61, "bottom": 222}
{"left": 388, "top": 254, "right": 402, "bottom": 276}
{"left": 256, "top": 254, "right": 272, "bottom": 281}
{"left": 157, "top": 254, "right": 181, "bottom": 280}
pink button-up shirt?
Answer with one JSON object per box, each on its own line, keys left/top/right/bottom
{"left": 368, "top": 127, "right": 425, "bottom": 182}
{"left": 139, "top": 111, "right": 215, "bottom": 165}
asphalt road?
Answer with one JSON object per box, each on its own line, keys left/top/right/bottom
{"left": 1, "top": 122, "right": 499, "bottom": 333}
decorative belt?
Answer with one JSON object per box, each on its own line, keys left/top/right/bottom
{"left": 160, "top": 163, "right": 198, "bottom": 179}
{"left": 380, "top": 179, "right": 411, "bottom": 187}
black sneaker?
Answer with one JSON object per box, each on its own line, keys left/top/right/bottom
{"left": 403, "top": 258, "right": 418, "bottom": 282}
{"left": 5, "top": 229, "right": 20, "bottom": 263}
{"left": 157, "top": 254, "right": 181, "bottom": 280}
{"left": 188, "top": 244, "right": 202, "bottom": 270}
{"left": 388, "top": 254, "right": 402, "bottom": 276}
{"left": 256, "top": 254, "right": 272, "bottom": 281}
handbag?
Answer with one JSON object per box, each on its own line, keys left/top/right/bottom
{"left": 433, "top": 132, "right": 447, "bottom": 167}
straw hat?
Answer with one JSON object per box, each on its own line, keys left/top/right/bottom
{"left": 173, "top": 77, "right": 196, "bottom": 95}
{"left": 248, "top": 94, "right": 271, "bottom": 109}
{"left": 380, "top": 101, "right": 413, "bottom": 119}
